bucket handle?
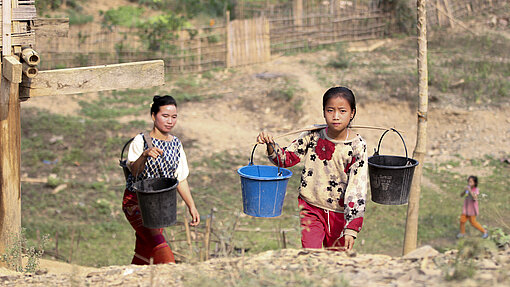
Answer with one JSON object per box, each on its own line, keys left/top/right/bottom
{"left": 120, "top": 132, "right": 156, "bottom": 182}
{"left": 250, "top": 142, "right": 283, "bottom": 176}
{"left": 374, "top": 128, "right": 410, "bottom": 163}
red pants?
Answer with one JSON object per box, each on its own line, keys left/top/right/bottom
{"left": 123, "top": 189, "right": 175, "bottom": 264}
{"left": 299, "top": 197, "right": 347, "bottom": 250}
{"left": 460, "top": 214, "right": 485, "bottom": 234}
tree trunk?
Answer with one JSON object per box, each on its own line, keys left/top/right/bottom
{"left": 403, "top": 0, "right": 428, "bottom": 256}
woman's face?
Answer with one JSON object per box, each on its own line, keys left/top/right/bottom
{"left": 323, "top": 96, "right": 354, "bottom": 134}
{"left": 152, "top": 104, "right": 177, "bottom": 134}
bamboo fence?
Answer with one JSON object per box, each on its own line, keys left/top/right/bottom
{"left": 34, "top": 0, "right": 506, "bottom": 73}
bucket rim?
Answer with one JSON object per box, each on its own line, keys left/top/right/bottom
{"left": 132, "top": 177, "right": 179, "bottom": 194}
{"left": 368, "top": 155, "right": 419, "bottom": 169}
{"left": 237, "top": 165, "right": 293, "bottom": 180}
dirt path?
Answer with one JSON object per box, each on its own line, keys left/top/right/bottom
{"left": 2, "top": 247, "right": 509, "bottom": 286}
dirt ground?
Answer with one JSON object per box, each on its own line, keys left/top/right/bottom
{"left": 1, "top": 247, "right": 510, "bottom": 286}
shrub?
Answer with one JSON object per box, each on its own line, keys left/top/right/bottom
{"left": 101, "top": 6, "right": 145, "bottom": 29}
{"left": 0, "top": 228, "right": 49, "bottom": 273}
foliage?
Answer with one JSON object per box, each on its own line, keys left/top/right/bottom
{"left": 101, "top": 6, "right": 145, "bottom": 29}
{"left": 0, "top": 228, "right": 49, "bottom": 273}
{"left": 137, "top": 13, "right": 190, "bottom": 52}
{"left": 173, "top": 0, "right": 236, "bottom": 18}
{"left": 68, "top": 10, "right": 94, "bottom": 26}
{"left": 490, "top": 228, "right": 510, "bottom": 249}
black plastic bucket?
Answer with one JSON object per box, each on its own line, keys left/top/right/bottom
{"left": 368, "top": 129, "right": 419, "bottom": 205}
{"left": 132, "top": 177, "right": 178, "bottom": 228}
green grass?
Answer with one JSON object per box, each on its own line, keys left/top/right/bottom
{"left": 428, "top": 33, "right": 510, "bottom": 103}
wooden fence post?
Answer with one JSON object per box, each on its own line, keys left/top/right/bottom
{"left": 293, "top": 0, "right": 303, "bottom": 29}
{"left": 403, "top": 0, "right": 429, "bottom": 256}
{"left": 225, "top": 10, "right": 231, "bottom": 68}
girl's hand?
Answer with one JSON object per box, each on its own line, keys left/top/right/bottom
{"left": 344, "top": 235, "right": 355, "bottom": 251}
{"left": 188, "top": 206, "right": 200, "bottom": 226}
{"left": 143, "top": 147, "right": 164, "bottom": 159}
{"left": 257, "top": 132, "right": 276, "bottom": 156}
{"left": 257, "top": 132, "right": 274, "bottom": 144}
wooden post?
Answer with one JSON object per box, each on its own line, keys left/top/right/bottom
{"left": 0, "top": 0, "right": 22, "bottom": 269}
{"left": 436, "top": 0, "right": 442, "bottom": 26}
{"left": 225, "top": 10, "right": 231, "bottom": 68}
{"left": 0, "top": 57, "right": 22, "bottom": 269}
{"left": 293, "top": 0, "right": 303, "bottom": 29}
{"left": 443, "top": 0, "right": 455, "bottom": 28}
{"left": 403, "top": 0, "right": 428, "bottom": 256}
{"left": 184, "top": 216, "right": 193, "bottom": 258}
{"left": 197, "top": 38, "right": 201, "bottom": 72}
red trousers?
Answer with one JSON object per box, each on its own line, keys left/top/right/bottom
{"left": 299, "top": 197, "right": 348, "bottom": 250}
{"left": 123, "top": 189, "right": 175, "bottom": 264}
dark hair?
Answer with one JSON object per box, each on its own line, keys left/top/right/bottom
{"left": 322, "top": 87, "right": 357, "bottom": 122}
{"left": 151, "top": 95, "right": 177, "bottom": 116}
{"left": 468, "top": 175, "right": 478, "bottom": 187}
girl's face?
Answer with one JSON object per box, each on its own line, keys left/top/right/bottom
{"left": 323, "top": 96, "right": 354, "bottom": 134}
{"left": 468, "top": 178, "right": 475, "bottom": 188}
{"left": 152, "top": 104, "right": 177, "bottom": 134}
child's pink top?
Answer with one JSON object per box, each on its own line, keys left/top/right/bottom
{"left": 462, "top": 187, "right": 479, "bottom": 216}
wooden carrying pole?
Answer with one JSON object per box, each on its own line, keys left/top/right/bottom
{"left": 403, "top": 0, "right": 429, "bottom": 256}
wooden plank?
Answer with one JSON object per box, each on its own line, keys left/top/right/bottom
{"left": 2, "top": 0, "right": 12, "bottom": 56}
{"left": 0, "top": 5, "right": 36, "bottom": 20}
{"left": 33, "top": 18, "right": 69, "bottom": 38}
{"left": 2, "top": 56, "right": 22, "bottom": 83}
{"left": 21, "top": 60, "right": 165, "bottom": 97}
{"left": 0, "top": 31, "right": 34, "bottom": 46}
{"left": 0, "top": 1, "right": 35, "bottom": 4}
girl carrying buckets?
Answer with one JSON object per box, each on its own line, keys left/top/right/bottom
{"left": 123, "top": 95, "right": 200, "bottom": 265}
{"left": 257, "top": 87, "right": 368, "bottom": 251}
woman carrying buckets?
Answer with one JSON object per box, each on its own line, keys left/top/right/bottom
{"left": 257, "top": 87, "right": 368, "bottom": 251}
{"left": 123, "top": 95, "right": 200, "bottom": 265}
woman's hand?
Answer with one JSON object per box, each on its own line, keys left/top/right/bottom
{"left": 188, "top": 206, "right": 200, "bottom": 226}
{"left": 344, "top": 235, "right": 355, "bottom": 251}
{"left": 143, "top": 147, "right": 164, "bottom": 159}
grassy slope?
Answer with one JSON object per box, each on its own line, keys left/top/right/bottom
{"left": 19, "top": 13, "right": 510, "bottom": 267}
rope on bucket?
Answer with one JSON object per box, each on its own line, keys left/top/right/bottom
{"left": 249, "top": 142, "right": 284, "bottom": 177}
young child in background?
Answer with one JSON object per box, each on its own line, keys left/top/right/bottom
{"left": 257, "top": 87, "right": 368, "bottom": 251}
{"left": 457, "top": 175, "right": 488, "bottom": 239}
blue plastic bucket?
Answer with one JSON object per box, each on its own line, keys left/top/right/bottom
{"left": 237, "top": 144, "right": 293, "bottom": 217}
